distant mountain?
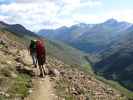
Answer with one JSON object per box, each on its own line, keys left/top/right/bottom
{"left": 93, "top": 25, "right": 133, "bottom": 91}
{"left": 0, "top": 21, "right": 38, "bottom": 38}
{"left": 38, "top": 24, "right": 94, "bottom": 42}
{"left": 38, "top": 19, "right": 132, "bottom": 53}
{"left": 38, "top": 19, "right": 133, "bottom": 91}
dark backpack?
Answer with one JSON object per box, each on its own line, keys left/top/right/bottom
{"left": 30, "top": 40, "right": 36, "bottom": 52}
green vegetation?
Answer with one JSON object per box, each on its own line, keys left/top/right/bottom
{"left": 81, "top": 57, "right": 94, "bottom": 75}
{"left": 8, "top": 73, "right": 31, "bottom": 98}
{"left": 65, "top": 96, "right": 74, "bottom": 100}
{"left": 45, "top": 39, "right": 85, "bottom": 66}
{"left": 0, "top": 29, "right": 32, "bottom": 99}
{"left": 0, "top": 70, "right": 31, "bottom": 99}
{"left": 80, "top": 59, "right": 133, "bottom": 99}
{"left": 56, "top": 79, "right": 71, "bottom": 99}
{"left": 96, "top": 76, "right": 133, "bottom": 99}
{"left": 0, "top": 96, "right": 7, "bottom": 100}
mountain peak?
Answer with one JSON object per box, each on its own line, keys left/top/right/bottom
{"left": 104, "top": 18, "right": 118, "bottom": 24}
{"left": 0, "top": 21, "right": 7, "bottom": 25}
{"left": 11, "top": 24, "right": 26, "bottom": 30}
{"left": 0, "top": 21, "right": 9, "bottom": 28}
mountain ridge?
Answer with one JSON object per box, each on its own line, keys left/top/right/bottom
{"left": 38, "top": 18, "right": 132, "bottom": 53}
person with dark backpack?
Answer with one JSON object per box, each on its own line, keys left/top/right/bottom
{"left": 29, "top": 40, "right": 37, "bottom": 68}
{"left": 36, "top": 39, "right": 46, "bottom": 77}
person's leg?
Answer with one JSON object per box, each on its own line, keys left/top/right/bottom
{"left": 31, "top": 54, "right": 35, "bottom": 65}
{"left": 41, "top": 65, "right": 45, "bottom": 77}
{"left": 41, "top": 64, "right": 45, "bottom": 76}
{"left": 32, "top": 53, "right": 37, "bottom": 68}
{"left": 34, "top": 53, "right": 37, "bottom": 68}
{"left": 37, "top": 57, "right": 43, "bottom": 77}
{"left": 39, "top": 65, "right": 43, "bottom": 77}
{"left": 33, "top": 55, "right": 37, "bottom": 68}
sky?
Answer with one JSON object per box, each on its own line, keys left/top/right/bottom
{"left": 0, "top": 0, "right": 133, "bottom": 32}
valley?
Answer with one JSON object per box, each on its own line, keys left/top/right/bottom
{"left": 38, "top": 19, "right": 133, "bottom": 98}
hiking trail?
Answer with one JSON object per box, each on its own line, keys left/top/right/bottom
{"left": 21, "top": 50, "right": 57, "bottom": 100}
{"left": 25, "top": 76, "right": 56, "bottom": 100}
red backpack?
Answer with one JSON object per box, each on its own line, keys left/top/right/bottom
{"left": 36, "top": 40, "right": 46, "bottom": 58}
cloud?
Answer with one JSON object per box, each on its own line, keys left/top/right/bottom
{"left": 0, "top": 0, "right": 132, "bottom": 32}
{"left": 3, "top": 0, "right": 133, "bottom": 32}
{"left": 0, "top": 1, "right": 61, "bottom": 31}
{"left": 109, "top": 10, "right": 133, "bottom": 23}
{"left": 15, "top": 0, "right": 56, "bottom": 3}
{"left": 0, "top": 0, "right": 102, "bottom": 31}
{"left": 72, "top": 9, "right": 133, "bottom": 24}
{"left": 1, "top": 0, "right": 133, "bottom": 31}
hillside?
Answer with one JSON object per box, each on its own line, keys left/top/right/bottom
{"left": 45, "top": 39, "right": 86, "bottom": 66}
{"left": 0, "top": 29, "right": 32, "bottom": 100}
{"left": 0, "top": 21, "right": 87, "bottom": 66}
{"left": 0, "top": 22, "right": 129, "bottom": 100}
{"left": 94, "top": 25, "right": 133, "bottom": 92}
{"left": 0, "top": 33, "right": 126, "bottom": 100}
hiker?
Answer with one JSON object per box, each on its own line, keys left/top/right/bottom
{"left": 36, "top": 39, "right": 46, "bottom": 77}
{"left": 29, "top": 40, "right": 37, "bottom": 68}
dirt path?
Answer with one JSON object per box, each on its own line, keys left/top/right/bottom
{"left": 21, "top": 50, "right": 57, "bottom": 100}
{"left": 25, "top": 76, "right": 57, "bottom": 100}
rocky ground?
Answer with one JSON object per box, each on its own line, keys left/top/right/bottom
{"left": 0, "top": 34, "right": 127, "bottom": 100}
{"left": 46, "top": 56, "right": 127, "bottom": 100}
{"left": 0, "top": 34, "right": 35, "bottom": 100}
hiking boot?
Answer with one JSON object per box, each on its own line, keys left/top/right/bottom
{"left": 34, "top": 65, "right": 37, "bottom": 68}
{"left": 39, "top": 74, "right": 44, "bottom": 78}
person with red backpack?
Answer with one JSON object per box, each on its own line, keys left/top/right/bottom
{"left": 36, "top": 39, "right": 46, "bottom": 77}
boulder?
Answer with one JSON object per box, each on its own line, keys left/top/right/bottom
{"left": 16, "top": 65, "right": 35, "bottom": 76}
{"left": 48, "top": 67, "right": 60, "bottom": 77}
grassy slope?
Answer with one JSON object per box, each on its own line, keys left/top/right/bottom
{"left": 19, "top": 33, "right": 86, "bottom": 66}
{"left": 81, "top": 59, "right": 133, "bottom": 99}
{"left": 1, "top": 26, "right": 87, "bottom": 67}
{"left": 0, "top": 29, "right": 32, "bottom": 99}
{"left": 96, "top": 76, "right": 133, "bottom": 99}
{"left": 2, "top": 28, "right": 133, "bottom": 99}
{"left": 45, "top": 39, "right": 86, "bottom": 66}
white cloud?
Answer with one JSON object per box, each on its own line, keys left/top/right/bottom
{"left": 2, "top": 0, "right": 133, "bottom": 32}
{"left": 72, "top": 14, "right": 103, "bottom": 23}
{"left": 0, "top": 0, "right": 103, "bottom": 31}
{"left": 109, "top": 10, "right": 133, "bottom": 23}
{"left": 0, "top": 15, "right": 9, "bottom": 21}
{"left": 0, "top": 1, "right": 61, "bottom": 31}
{"left": 15, "top": 0, "right": 56, "bottom": 3}
{"left": 71, "top": 9, "right": 133, "bottom": 25}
